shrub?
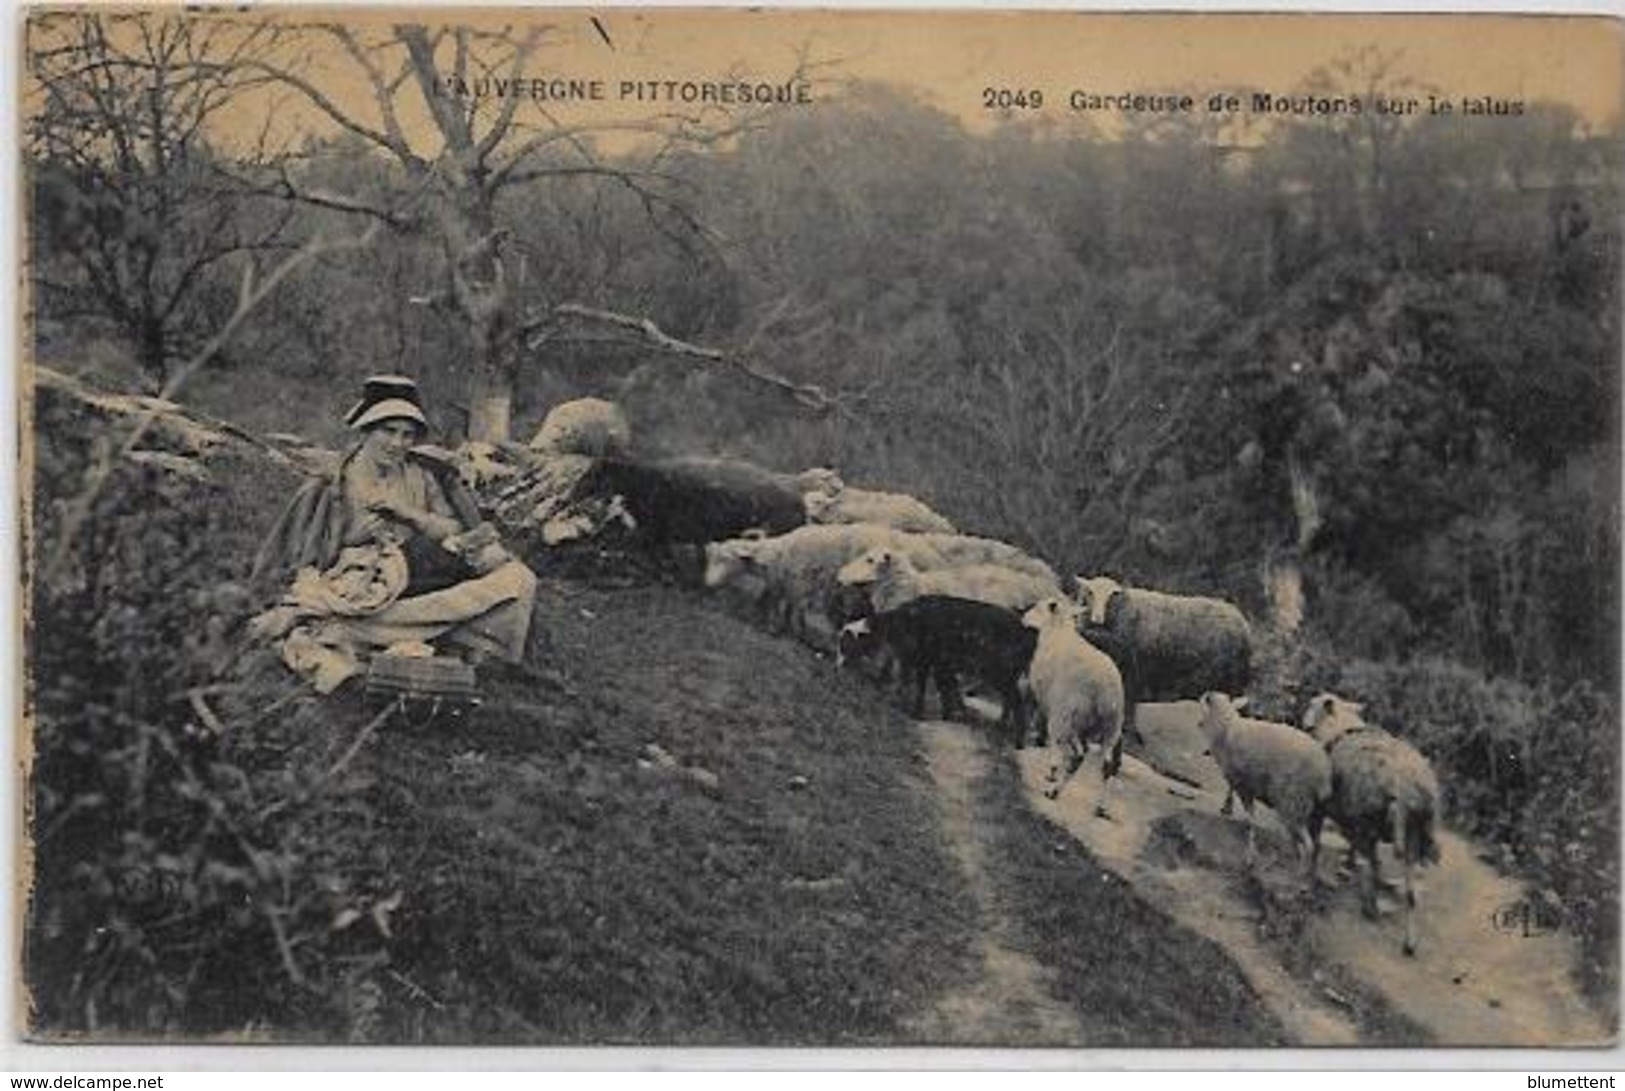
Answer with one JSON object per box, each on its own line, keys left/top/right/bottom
{"left": 25, "top": 383, "right": 398, "bottom": 1038}
{"left": 1257, "top": 622, "right": 1619, "bottom": 1017}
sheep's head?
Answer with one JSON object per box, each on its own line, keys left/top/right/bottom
{"left": 604, "top": 494, "right": 636, "bottom": 531}
{"left": 1023, "top": 596, "right": 1083, "bottom": 632}
{"left": 1197, "top": 691, "right": 1246, "bottom": 741}
{"left": 702, "top": 539, "right": 761, "bottom": 589}
{"left": 1301, "top": 692, "right": 1363, "bottom": 741}
{"left": 837, "top": 547, "right": 895, "bottom": 587}
{"left": 1073, "top": 575, "right": 1123, "bottom": 627}
{"left": 803, "top": 490, "right": 838, "bottom": 522}
{"left": 834, "top": 618, "right": 872, "bottom": 671}
{"left": 797, "top": 466, "right": 843, "bottom": 495}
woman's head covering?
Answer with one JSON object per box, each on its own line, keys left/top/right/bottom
{"left": 346, "top": 375, "right": 428, "bottom": 432}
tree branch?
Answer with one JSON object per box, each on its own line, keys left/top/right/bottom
{"left": 522, "top": 302, "right": 843, "bottom": 414}
{"left": 43, "top": 221, "right": 384, "bottom": 586}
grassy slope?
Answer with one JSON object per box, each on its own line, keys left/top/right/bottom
{"left": 342, "top": 569, "right": 1288, "bottom": 1044}
{"left": 356, "top": 576, "right": 985, "bottom": 1044}
{"left": 27, "top": 381, "right": 1292, "bottom": 1044}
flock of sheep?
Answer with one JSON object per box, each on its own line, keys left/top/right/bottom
{"left": 472, "top": 398, "right": 1447, "bottom": 957}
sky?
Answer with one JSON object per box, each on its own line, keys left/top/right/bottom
{"left": 25, "top": 6, "right": 1624, "bottom": 156}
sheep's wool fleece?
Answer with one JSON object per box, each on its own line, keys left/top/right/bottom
{"left": 1327, "top": 730, "right": 1440, "bottom": 815}
{"left": 1210, "top": 713, "right": 1330, "bottom": 816}
{"left": 529, "top": 399, "right": 631, "bottom": 458}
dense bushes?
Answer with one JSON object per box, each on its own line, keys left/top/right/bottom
{"left": 1252, "top": 626, "right": 1619, "bottom": 1016}
{"left": 26, "top": 387, "right": 399, "bottom": 1037}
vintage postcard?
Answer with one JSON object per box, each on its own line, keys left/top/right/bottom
{"left": 17, "top": 4, "right": 1623, "bottom": 1050}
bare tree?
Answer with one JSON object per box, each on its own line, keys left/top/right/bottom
{"left": 26, "top": 12, "right": 292, "bottom": 386}
{"left": 237, "top": 19, "right": 792, "bottom": 441}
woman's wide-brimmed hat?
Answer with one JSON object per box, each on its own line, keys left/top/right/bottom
{"left": 346, "top": 374, "right": 429, "bottom": 432}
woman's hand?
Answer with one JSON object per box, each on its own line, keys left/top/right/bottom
{"left": 367, "top": 495, "right": 428, "bottom": 527}
{"left": 368, "top": 496, "right": 461, "bottom": 543}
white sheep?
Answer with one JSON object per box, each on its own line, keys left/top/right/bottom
{"left": 1021, "top": 596, "right": 1126, "bottom": 815}
{"left": 805, "top": 484, "right": 956, "bottom": 534}
{"left": 1301, "top": 692, "right": 1442, "bottom": 957}
{"left": 835, "top": 547, "right": 1059, "bottom": 613}
{"left": 1197, "top": 692, "right": 1331, "bottom": 878}
{"left": 701, "top": 524, "right": 945, "bottom": 651}
{"left": 1072, "top": 575, "right": 1253, "bottom": 702}
{"left": 918, "top": 533, "right": 1060, "bottom": 586}
{"left": 528, "top": 397, "right": 631, "bottom": 458}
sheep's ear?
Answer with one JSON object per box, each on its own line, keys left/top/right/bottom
{"left": 741, "top": 527, "right": 768, "bottom": 541}
{"left": 1349, "top": 701, "right": 1364, "bottom": 715}
{"left": 1232, "top": 695, "right": 1249, "bottom": 711}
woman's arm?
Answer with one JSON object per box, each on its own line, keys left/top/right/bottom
{"left": 366, "top": 494, "right": 462, "bottom": 543}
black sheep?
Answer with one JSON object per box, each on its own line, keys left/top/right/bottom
{"left": 575, "top": 456, "right": 807, "bottom": 545}
{"left": 851, "top": 595, "right": 1037, "bottom": 746}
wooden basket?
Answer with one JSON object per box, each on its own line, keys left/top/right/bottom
{"left": 365, "top": 654, "right": 481, "bottom": 725}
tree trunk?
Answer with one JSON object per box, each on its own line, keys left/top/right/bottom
{"left": 439, "top": 189, "right": 516, "bottom": 444}
{"left": 137, "top": 316, "right": 167, "bottom": 391}
{"left": 1264, "top": 551, "right": 1305, "bottom": 635}
{"left": 467, "top": 367, "right": 512, "bottom": 444}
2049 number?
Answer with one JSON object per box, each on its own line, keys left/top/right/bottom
{"left": 983, "top": 87, "right": 1044, "bottom": 110}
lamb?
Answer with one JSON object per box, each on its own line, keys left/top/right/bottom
{"left": 1021, "top": 596, "right": 1126, "bottom": 813}
{"left": 701, "top": 524, "right": 944, "bottom": 651}
{"left": 528, "top": 398, "right": 631, "bottom": 458}
{"left": 1197, "top": 692, "right": 1330, "bottom": 879}
{"left": 835, "top": 547, "right": 1059, "bottom": 614}
{"left": 1301, "top": 692, "right": 1442, "bottom": 957}
{"left": 805, "top": 483, "right": 957, "bottom": 534}
{"left": 848, "top": 595, "right": 1036, "bottom": 743}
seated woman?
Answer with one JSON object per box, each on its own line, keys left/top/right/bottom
{"left": 251, "top": 376, "right": 538, "bottom": 692}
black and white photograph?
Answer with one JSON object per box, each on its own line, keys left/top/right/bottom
{"left": 17, "top": 5, "right": 1623, "bottom": 1049}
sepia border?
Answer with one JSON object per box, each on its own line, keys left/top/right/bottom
{"left": 5, "top": 0, "right": 1623, "bottom": 1070}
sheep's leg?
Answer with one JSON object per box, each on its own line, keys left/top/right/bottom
{"left": 1360, "top": 843, "right": 1382, "bottom": 921}
{"left": 1306, "top": 810, "right": 1326, "bottom": 890}
{"left": 1094, "top": 746, "right": 1115, "bottom": 821}
{"left": 1000, "top": 682, "right": 1027, "bottom": 750}
{"left": 1220, "top": 788, "right": 1235, "bottom": 817}
{"left": 1401, "top": 856, "right": 1419, "bottom": 957}
{"left": 906, "top": 661, "right": 928, "bottom": 719}
{"left": 1124, "top": 700, "right": 1147, "bottom": 750}
{"left": 935, "top": 667, "right": 967, "bottom": 721}
{"left": 1044, "top": 732, "right": 1085, "bottom": 800}
{"left": 1393, "top": 802, "right": 1420, "bottom": 957}
{"left": 1029, "top": 693, "right": 1049, "bottom": 747}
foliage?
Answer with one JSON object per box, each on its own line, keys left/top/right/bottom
{"left": 26, "top": 12, "right": 291, "bottom": 385}
{"left": 24, "top": 34, "right": 1622, "bottom": 1029}
{"left": 26, "top": 385, "right": 399, "bottom": 1037}
{"left": 1251, "top": 627, "right": 1620, "bottom": 1017}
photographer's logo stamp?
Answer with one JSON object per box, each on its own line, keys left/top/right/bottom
{"left": 1491, "top": 897, "right": 1564, "bottom": 938}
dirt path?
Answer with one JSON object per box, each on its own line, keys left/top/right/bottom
{"left": 1013, "top": 742, "right": 1362, "bottom": 1046}
{"left": 1309, "top": 830, "right": 1610, "bottom": 1045}
{"left": 905, "top": 720, "right": 1087, "bottom": 1046}
{"left": 1012, "top": 700, "right": 1611, "bottom": 1047}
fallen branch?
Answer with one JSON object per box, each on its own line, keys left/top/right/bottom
{"left": 324, "top": 704, "right": 394, "bottom": 785}
{"left": 521, "top": 302, "right": 844, "bottom": 415}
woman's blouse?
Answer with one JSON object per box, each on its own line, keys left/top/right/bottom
{"left": 341, "top": 451, "right": 457, "bottom": 549}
